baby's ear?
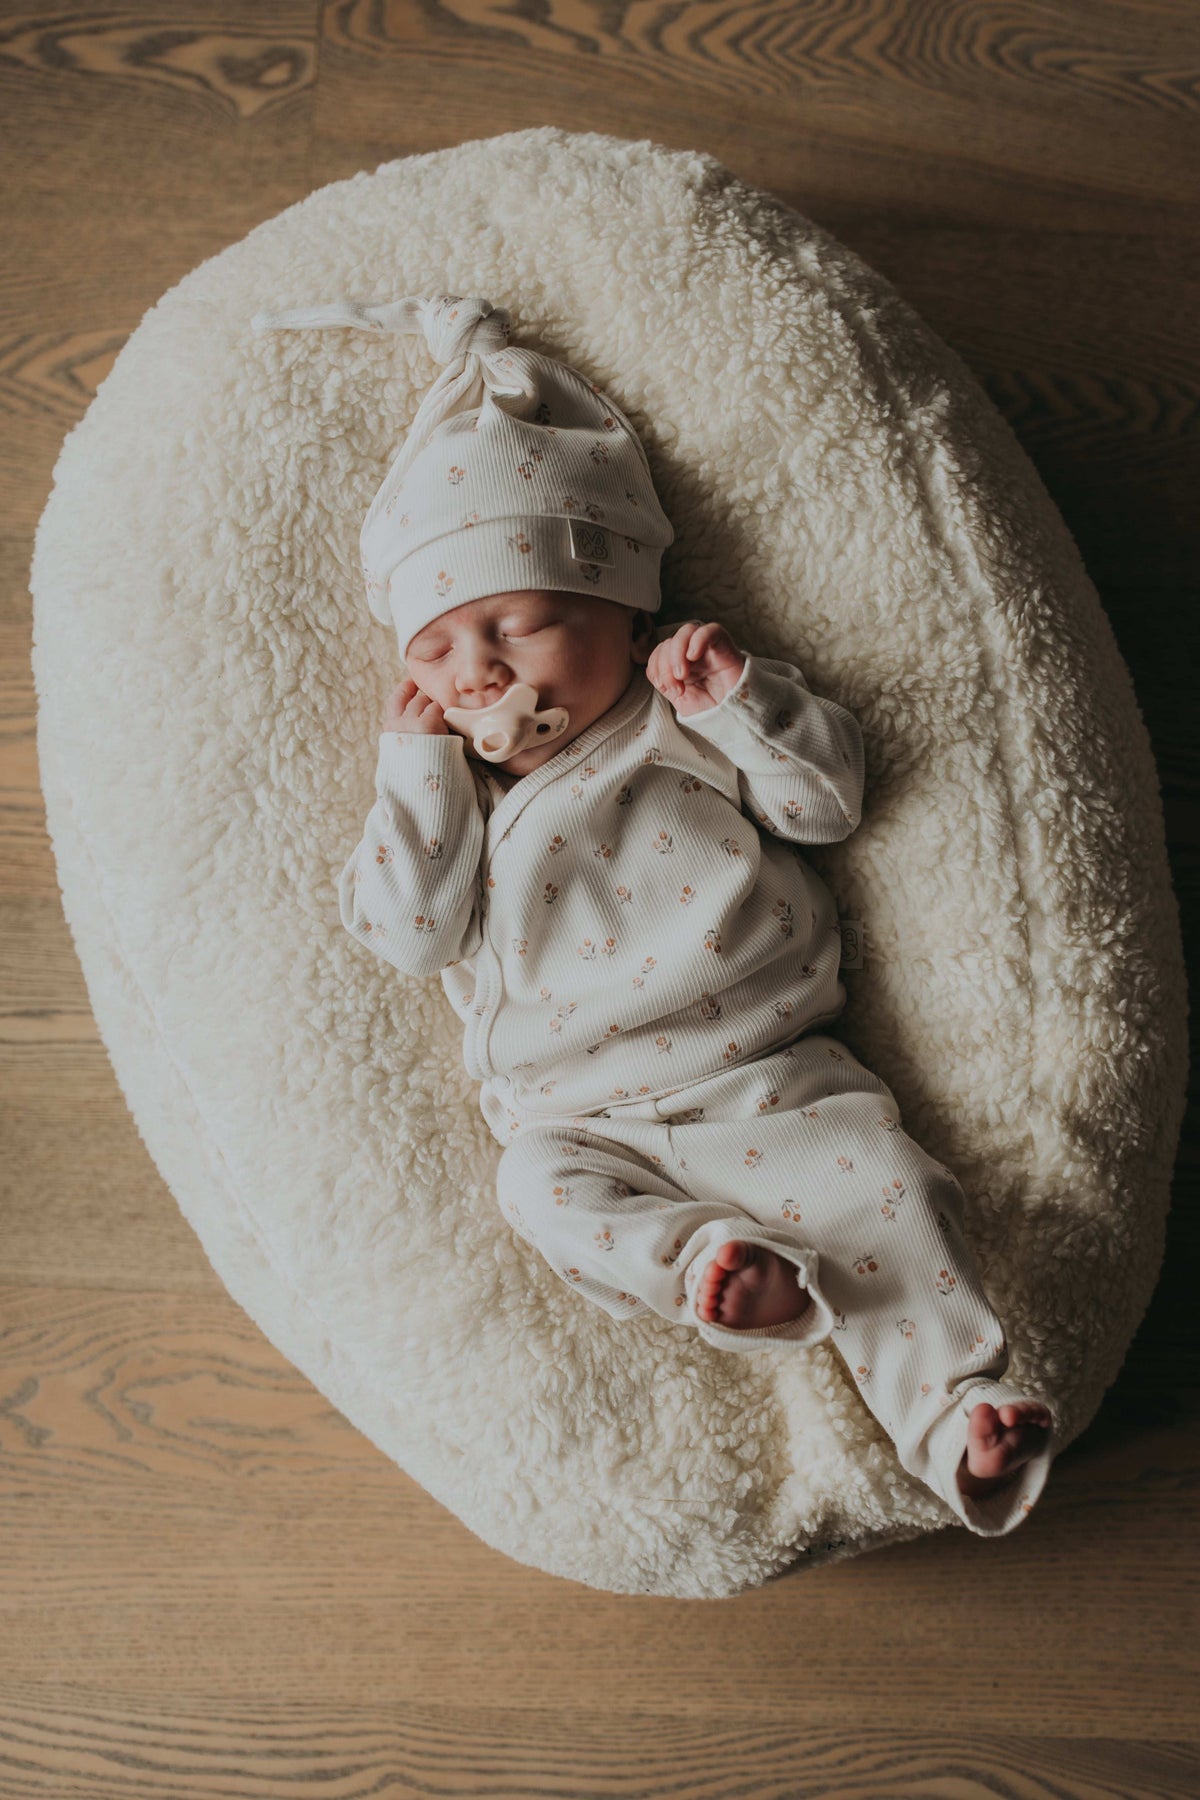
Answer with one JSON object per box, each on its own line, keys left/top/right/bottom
{"left": 629, "top": 608, "right": 656, "bottom": 666}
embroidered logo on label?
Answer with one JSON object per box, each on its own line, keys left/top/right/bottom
{"left": 569, "top": 519, "right": 612, "bottom": 564}
{"left": 839, "top": 917, "right": 866, "bottom": 970}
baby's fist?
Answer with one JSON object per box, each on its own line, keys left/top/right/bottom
{"left": 383, "top": 676, "right": 449, "bottom": 736}
{"left": 646, "top": 620, "right": 746, "bottom": 716}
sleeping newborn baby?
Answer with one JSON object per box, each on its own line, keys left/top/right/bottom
{"left": 340, "top": 583, "right": 1055, "bottom": 1537}
{"left": 251, "top": 287, "right": 1056, "bottom": 1538}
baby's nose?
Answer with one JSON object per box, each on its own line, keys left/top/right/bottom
{"left": 457, "top": 680, "right": 508, "bottom": 705}
{"left": 456, "top": 659, "right": 511, "bottom": 697}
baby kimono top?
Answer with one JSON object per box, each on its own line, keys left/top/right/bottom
{"left": 338, "top": 658, "right": 1062, "bottom": 1536}
{"left": 338, "top": 650, "right": 865, "bottom": 1138}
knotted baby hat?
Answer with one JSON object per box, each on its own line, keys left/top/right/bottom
{"left": 249, "top": 292, "right": 675, "bottom": 657}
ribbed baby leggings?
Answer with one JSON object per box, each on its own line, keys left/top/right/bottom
{"left": 492, "top": 1032, "right": 1055, "bottom": 1532}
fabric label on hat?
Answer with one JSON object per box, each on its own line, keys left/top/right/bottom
{"left": 569, "top": 519, "right": 612, "bottom": 564}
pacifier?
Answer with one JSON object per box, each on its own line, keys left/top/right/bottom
{"left": 442, "top": 682, "right": 570, "bottom": 763}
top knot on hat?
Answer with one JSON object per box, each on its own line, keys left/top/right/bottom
{"left": 419, "top": 293, "right": 511, "bottom": 365}
{"left": 253, "top": 291, "right": 509, "bottom": 361}
{"left": 252, "top": 291, "right": 536, "bottom": 432}
{"left": 251, "top": 290, "right": 674, "bottom": 652}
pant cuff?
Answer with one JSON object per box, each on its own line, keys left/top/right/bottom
{"left": 921, "top": 1384, "right": 1057, "bottom": 1536}
{"left": 683, "top": 1234, "right": 835, "bottom": 1355}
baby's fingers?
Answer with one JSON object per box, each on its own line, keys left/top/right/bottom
{"left": 667, "top": 620, "right": 706, "bottom": 679}
{"left": 382, "top": 676, "right": 429, "bottom": 730}
{"left": 647, "top": 642, "right": 684, "bottom": 696}
{"left": 684, "top": 621, "right": 729, "bottom": 664}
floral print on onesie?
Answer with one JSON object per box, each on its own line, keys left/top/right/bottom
{"left": 339, "top": 653, "right": 862, "bottom": 1124}
{"left": 338, "top": 650, "right": 1056, "bottom": 1537}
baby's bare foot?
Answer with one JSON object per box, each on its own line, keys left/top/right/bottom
{"left": 695, "top": 1241, "right": 810, "bottom": 1330}
{"left": 957, "top": 1400, "right": 1052, "bottom": 1499}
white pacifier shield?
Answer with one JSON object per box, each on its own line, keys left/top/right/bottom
{"left": 442, "top": 681, "right": 570, "bottom": 762}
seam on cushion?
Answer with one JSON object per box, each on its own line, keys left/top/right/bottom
{"left": 742, "top": 217, "right": 1041, "bottom": 1177}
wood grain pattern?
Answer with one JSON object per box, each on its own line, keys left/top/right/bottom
{"left": 3, "top": 1, "right": 1197, "bottom": 1793}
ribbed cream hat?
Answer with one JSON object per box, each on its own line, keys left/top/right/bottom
{"left": 250, "top": 292, "right": 675, "bottom": 657}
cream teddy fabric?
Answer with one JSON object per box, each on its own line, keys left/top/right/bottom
{"left": 30, "top": 127, "right": 1187, "bottom": 1596}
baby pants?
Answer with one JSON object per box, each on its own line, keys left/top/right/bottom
{"left": 491, "top": 1033, "right": 1056, "bottom": 1535}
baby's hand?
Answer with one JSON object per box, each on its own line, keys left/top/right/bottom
{"left": 383, "top": 676, "right": 449, "bottom": 736}
{"left": 646, "top": 620, "right": 746, "bottom": 716}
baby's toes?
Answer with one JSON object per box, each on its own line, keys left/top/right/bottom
{"left": 695, "top": 1264, "right": 726, "bottom": 1321}
{"left": 1000, "top": 1403, "right": 1053, "bottom": 1474}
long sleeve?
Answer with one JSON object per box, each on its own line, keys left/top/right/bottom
{"left": 678, "top": 652, "right": 865, "bottom": 844}
{"left": 338, "top": 731, "right": 486, "bottom": 978}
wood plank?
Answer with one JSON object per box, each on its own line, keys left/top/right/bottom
{"left": 1, "top": 2, "right": 319, "bottom": 199}
{"left": 0, "top": 1707, "right": 1196, "bottom": 1800}
{"left": 310, "top": 1, "right": 1200, "bottom": 230}
{"left": 2, "top": 0, "right": 1198, "bottom": 1785}
{"left": 0, "top": 1285, "right": 1196, "bottom": 1737}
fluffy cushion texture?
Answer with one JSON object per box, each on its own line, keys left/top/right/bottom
{"left": 30, "top": 128, "right": 1187, "bottom": 1598}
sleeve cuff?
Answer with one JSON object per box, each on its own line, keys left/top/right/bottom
{"left": 674, "top": 653, "right": 756, "bottom": 754}
{"left": 374, "top": 727, "right": 470, "bottom": 791}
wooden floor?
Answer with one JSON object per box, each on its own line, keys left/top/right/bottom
{"left": 4, "top": 3, "right": 1198, "bottom": 1795}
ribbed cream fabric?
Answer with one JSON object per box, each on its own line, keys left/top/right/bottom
{"left": 337, "top": 651, "right": 1055, "bottom": 1534}
{"left": 250, "top": 292, "right": 675, "bottom": 654}
{"left": 338, "top": 648, "right": 859, "bottom": 1328}
{"left": 338, "top": 653, "right": 862, "bottom": 1122}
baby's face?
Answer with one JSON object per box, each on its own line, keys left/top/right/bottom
{"left": 404, "top": 589, "right": 655, "bottom": 779}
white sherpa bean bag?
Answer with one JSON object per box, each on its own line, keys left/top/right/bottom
{"left": 31, "top": 127, "right": 1188, "bottom": 1598}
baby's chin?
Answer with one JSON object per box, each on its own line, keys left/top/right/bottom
{"left": 477, "top": 731, "right": 581, "bottom": 779}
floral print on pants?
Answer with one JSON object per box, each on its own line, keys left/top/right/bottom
{"left": 492, "top": 1032, "right": 1056, "bottom": 1537}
